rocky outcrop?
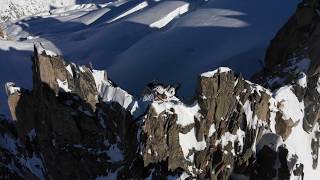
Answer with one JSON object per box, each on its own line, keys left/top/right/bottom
{"left": 32, "top": 46, "right": 98, "bottom": 110}
{"left": 252, "top": 0, "right": 320, "bottom": 178}
{"left": 263, "top": 0, "right": 320, "bottom": 74}
{"left": 141, "top": 68, "right": 304, "bottom": 179}
{"left": 256, "top": 0, "right": 320, "bottom": 109}
{"left": 0, "top": 44, "right": 314, "bottom": 179}
{"left": 0, "top": 26, "right": 4, "bottom": 39}
{"left": 4, "top": 1, "right": 320, "bottom": 176}
{"left": 2, "top": 47, "right": 138, "bottom": 180}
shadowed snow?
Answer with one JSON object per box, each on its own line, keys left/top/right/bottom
{"left": 0, "top": 0, "right": 300, "bottom": 115}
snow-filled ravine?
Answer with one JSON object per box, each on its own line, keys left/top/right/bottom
{"left": 0, "top": 0, "right": 300, "bottom": 114}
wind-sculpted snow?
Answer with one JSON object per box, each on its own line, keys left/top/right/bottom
{"left": 0, "top": 0, "right": 299, "bottom": 115}
{"left": 2, "top": 0, "right": 320, "bottom": 179}
{"left": 108, "top": 0, "right": 300, "bottom": 97}
{"left": 92, "top": 69, "right": 139, "bottom": 114}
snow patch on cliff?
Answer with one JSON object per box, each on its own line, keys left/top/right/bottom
{"left": 201, "top": 67, "right": 231, "bottom": 78}
{"left": 56, "top": 79, "right": 72, "bottom": 92}
{"left": 151, "top": 101, "right": 201, "bottom": 127}
{"left": 274, "top": 86, "right": 304, "bottom": 123}
{"left": 179, "top": 128, "right": 206, "bottom": 162}
{"left": 285, "top": 119, "right": 320, "bottom": 180}
{"left": 92, "top": 69, "right": 138, "bottom": 114}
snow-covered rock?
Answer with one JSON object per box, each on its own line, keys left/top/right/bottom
{"left": 5, "top": 82, "right": 20, "bottom": 96}
{"left": 1, "top": 0, "right": 320, "bottom": 179}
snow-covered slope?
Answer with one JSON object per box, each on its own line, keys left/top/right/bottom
{"left": 109, "top": 0, "right": 300, "bottom": 96}
{"left": 3, "top": 1, "right": 320, "bottom": 179}
{"left": 0, "top": 0, "right": 76, "bottom": 22}
{"left": 0, "top": 0, "right": 299, "bottom": 114}
{"left": 0, "top": 0, "right": 111, "bottom": 22}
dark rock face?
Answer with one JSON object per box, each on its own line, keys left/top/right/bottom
{"left": 255, "top": 0, "right": 320, "bottom": 133}
{"left": 0, "top": 116, "right": 35, "bottom": 180}
{"left": 252, "top": 0, "right": 320, "bottom": 178}
{"left": 264, "top": 0, "right": 320, "bottom": 73}
{"left": 1, "top": 48, "right": 137, "bottom": 180}
{"left": 32, "top": 47, "right": 98, "bottom": 110}
{"left": 141, "top": 68, "right": 302, "bottom": 180}
{"left": 0, "top": 47, "right": 311, "bottom": 179}
{"left": 0, "top": 48, "right": 303, "bottom": 180}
